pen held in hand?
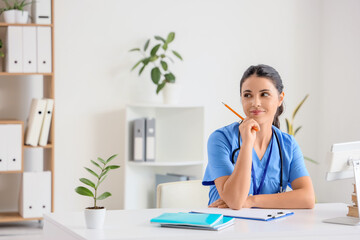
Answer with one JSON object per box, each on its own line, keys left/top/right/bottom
{"left": 221, "top": 102, "right": 259, "bottom": 132}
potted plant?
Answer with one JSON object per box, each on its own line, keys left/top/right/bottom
{"left": 129, "top": 32, "right": 183, "bottom": 104}
{"left": 75, "top": 154, "right": 120, "bottom": 229}
{"left": 1, "top": 0, "right": 32, "bottom": 23}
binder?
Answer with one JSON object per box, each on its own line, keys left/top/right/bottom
{"left": 6, "top": 26, "right": 23, "bottom": 72}
{"left": 37, "top": 27, "right": 52, "bottom": 73}
{"left": 19, "top": 171, "right": 51, "bottom": 218}
{"left": 22, "top": 26, "right": 37, "bottom": 73}
{"left": 6, "top": 124, "right": 22, "bottom": 171}
{"left": 0, "top": 125, "right": 7, "bottom": 171}
{"left": 39, "top": 99, "right": 54, "bottom": 146}
{"left": 32, "top": 0, "right": 51, "bottom": 24}
{"left": 150, "top": 212, "right": 234, "bottom": 231}
{"left": 133, "top": 118, "right": 146, "bottom": 161}
{"left": 145, "top": 118, "right": 155, "bottom": 161}
{"left": 26, "top": 99, "right": 47, "bottom": 146}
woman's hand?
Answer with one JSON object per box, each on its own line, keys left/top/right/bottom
{"left": 208, "top": 198, "right": 229, "bottom": 208}
{"left": 239, "top": 118, "right": 260, "bottom": 147}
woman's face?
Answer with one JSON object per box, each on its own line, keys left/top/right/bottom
{"left": 241, "top": 75, "right": 284, "bottom": 126}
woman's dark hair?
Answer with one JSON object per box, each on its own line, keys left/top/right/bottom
{"left": 240, "top": 64, "right": 284, "bottom": 129}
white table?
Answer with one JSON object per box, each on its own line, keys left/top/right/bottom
{"left": 43, "top": 203, "right": 360, "bottom": 240}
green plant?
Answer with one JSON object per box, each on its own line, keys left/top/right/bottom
{"left": 75, "top": 154, "right": 120, "bottom": 209}
{"left": 0, "top": 39, "right": 4, "bottom": 58}
{"left": 129, "top": 32, "right": 183, "bottom": 94}
{"left": 285, "top": 94, "right": 318, "bottom": 164}
{"left": 0, "top": 0, "right": 33, "bottom": 13}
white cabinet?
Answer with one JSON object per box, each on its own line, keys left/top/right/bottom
{"left": 122, "top": 104, "right": 205, "bottom": 209}
{"left": 0, "top": 122, "right": 23, "bottom": 172}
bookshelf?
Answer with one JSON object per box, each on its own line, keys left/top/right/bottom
{"left": 0, "top": 0, "right": 54, "bottom": 222}
{"left": 122, "top": 104, "right": 205, "bottom": 209}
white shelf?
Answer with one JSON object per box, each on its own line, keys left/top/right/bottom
{"left": 128, "top": 161, "right": 204, "bottom": 167}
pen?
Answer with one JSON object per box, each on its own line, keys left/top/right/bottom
{"left": 221, "top": 102, "right": 259, "bottom": 131}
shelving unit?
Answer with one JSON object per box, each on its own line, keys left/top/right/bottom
{"left": 122, "top": 104, "right": 205, "bottom": 209}
{"left": 0, "top": 0, "right": 54, "bottom": 222}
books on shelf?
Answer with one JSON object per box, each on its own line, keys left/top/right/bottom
{"left": 150, "top": 212, "right": 234, "bottom": 231}
{"left": 25, "top": 98, "right": 54, "bottom": 147}
{"left": 132, "top": 118, "right": 156, "bottom": 162}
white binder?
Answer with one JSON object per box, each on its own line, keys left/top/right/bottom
{"left": 39, "top": 99, "right": 54, "bottom": 146}
{"left": 6, "top": 124, "right": 22, "bottom": 171}
{"left": 19, "top": 171, "right": 51, "bottom": 218}
{"left": 6, "top": 26, "right": 23, "bottom": 72}
{"left": 32, "top": 0, "right": 51, "bottom": 24}
{"left": 37, "top": 27, "right": 52, "bottom": 73}
{"left": 0, "top": 125, "right": 7, "bottom": 171}
{"left": 26, "top": 99, "right": 47, "bottom": 146}
{"left": 133, "top": 118, "right": 146, "bottom": 161}
{"left": 22, "top": 26, "right": 37, "bottom": 73}
{"left": 145, "top": 118, "right": 156, "bottom": 161}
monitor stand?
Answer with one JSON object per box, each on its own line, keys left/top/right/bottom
{"left": 323, "top": 159, "right": 360, "bottom": 225}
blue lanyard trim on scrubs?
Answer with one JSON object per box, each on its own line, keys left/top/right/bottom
{"left": 251, "top": 136, "right": 273, "bottom": 195}
{"left": 231, "top": 125, "right": 285, "bottom": 193}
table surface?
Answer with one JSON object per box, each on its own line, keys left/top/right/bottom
{"left": 43, "top": 203, "right": 360, "bottom": 240}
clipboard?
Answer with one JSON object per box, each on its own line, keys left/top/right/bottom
{"left": 191, "top": 208, "right": 294, "bottom": 221}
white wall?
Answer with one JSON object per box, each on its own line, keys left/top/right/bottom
{"left": 49, "top": 0, "right": 358, "bottom": 211}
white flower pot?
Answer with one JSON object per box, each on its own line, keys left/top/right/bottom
{"left": 3, "top": 10, "right": 16, "bottom": 23}
{"left": 15, "top": 10, "right": 29, "bottom": 24}
{"left": 162, "top": 83, "right": 181, "bottom": 104}
{"left": 84, "top": 208, "right": 106, "bottom": 229}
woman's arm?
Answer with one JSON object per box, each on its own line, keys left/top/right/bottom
{"left": 247, "top": 176, "right": 315, "bottom": 209}
{"left": 213, "top": 118, "right": 259, "bottom": 210}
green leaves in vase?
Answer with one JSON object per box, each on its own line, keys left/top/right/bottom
{"left": 129, "top": 32, "right": 183, "bottom": 94}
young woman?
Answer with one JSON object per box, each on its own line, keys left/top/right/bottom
{"left": 202, "top": 64, "right": 315, "bottom": 210}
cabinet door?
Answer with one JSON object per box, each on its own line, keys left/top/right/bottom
{"left": 6, "top": 26, "right": 23, "bottom": 73}
{"left": 0, "top": 125, "right": 7, "bottom": 171}
{"left": 6, "top": 124, "right": 22, "bottom": 171}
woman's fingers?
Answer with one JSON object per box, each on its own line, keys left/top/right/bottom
{"left": 209, "top": 198, "right": 225, "bottom": 208}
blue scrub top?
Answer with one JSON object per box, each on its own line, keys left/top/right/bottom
{"left": 202, "top": 122, "right": 309, "bottom": 205}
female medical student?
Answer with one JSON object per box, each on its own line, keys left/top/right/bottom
{"left": 202, "top": 64, "right": 315, "bottom": 210}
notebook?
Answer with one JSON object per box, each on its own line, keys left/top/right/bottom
{"left": 191, "top": 208, "right": 294, "bottom": 221}
{"left": 150, "top": 212, "right": 234, "bottom": 231}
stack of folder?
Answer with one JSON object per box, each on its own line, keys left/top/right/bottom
{"left": 25, "top": 98, "right": 54, "bottom": 147}
{"left": 150, "top": 212, "right": 234, "bottom": 231}
{"left": 347, "top": 184, "right": 358, "bottom": 218}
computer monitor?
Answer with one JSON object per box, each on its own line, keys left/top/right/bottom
{"left": 323, "top": 141, "right": 360, "bottom": 226}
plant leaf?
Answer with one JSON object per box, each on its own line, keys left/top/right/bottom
{"left": 151, "top": 67, "right": 161, "bottom": 84}
{"left": 155, "top": 36, "right": 166, "bottom": 43}
{"left": 129, "top": 48, "right": 140, "bottom": 52}
{"left": 160, "top": 61, "right": 168, "bottom": 71}
{"left": 156, "top": 81, "right": 166, "bottom": 94}
{"left": 97, "top": 157, "right": 106, "bottom": 165}
{"left": 106, "top": 154, "right": 118, "bottom": 164}
{"left": 142, "top": 57, "right": 151, "bottom": 65}
{"left": 150, "top": 55, "right": 158, "bottom": 62}
{"left": 80, "top": 178, "right": 96, "bottom": 189}
{"left": 162, "top": 43, "right": 168, "bottom": 51}
{"left": 105, "top": 165, "right": 120, "bottom": 171}
{"left": 96, "top": 192, "right": 111, "bottom": 200}
{"left": 84, "top": 167, "right": 99, "bottom": 178}
{"left": 144, "top": 39, "right": 150, "bottom": 51}
{"left": 150, "top": 44, "right": 161, "bottom": 56}
{"left": 285, "top": 118, "right": 290, "bottom": 134}
{"left": 166, "top": 32, "right": 175, "bottom": 43}
{"left": 139, "top": 65, "right": 146, "bottom": 76}
{"left": 172, "top": 50, "right": 183, "bottom": 60}
{"left": 99, "top": 169, "right": 109, "bottom": 180}
{"left": 294, "top": 126, "right": 302, "bottom": 136}
{"left": 164, "top": 73, "right": 175, "bottom": 83}
{"left": 91, "top": 160, "right": 102, "bottom": 170}
{"left": 292, "top": 94, "right": 309, "bottom": 120}
{"left": 304, "top": 156, "right": 318, "bottom": 164}
{"left": 131, "top": 59, "right": 143, "bottom": 71}
{"left": 75, "top": 186, "right": 94, "bottom": 197}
